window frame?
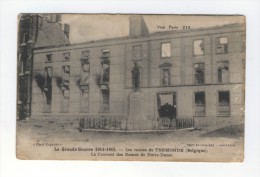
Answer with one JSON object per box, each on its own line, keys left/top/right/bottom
{"left": 62, "top": 52, "right": 70, "bottom": 62}
{"left": 157, "top": 92, "right": 177, "bottom": 118}
{"left": 216, "top": 37, "right": 228, "bottom": 54}
{"left": 193, "top": 91, "right": 206, "bottom": 117}
{"left": 42, "top": 67, "right": 53, "bottom": 113}
{"left": 217, "top": 90, "right": 230, "bottom": 117}
{"left": 81, "top": 50, "right": 90, "bottom": 59}
{"left": 194, "top": 63, "right": 205, "bottom": 85}
{"left": 79, "top": 60, "right": 90, "bottom": 87}
{"left": 100, "top": 89, "right": 110, "bottom": 113}
{"left": 45, "top": 54, "right": 53, "bottom": 63}
{"left": 193, "top": 39, "right": 205, "bottom": 56}
{"left": 60, "top": 65, "right": 70, "bottom": 113}
{"left": 62, "top": 65, "right": 70, "bottom": 83}
{"left": 217, "top": 61, "right": 229, "bottom": 84}
{"left": 161, "top": 42, "right": 172, "bottom": 58}
{"left": 44, "top": 66, "right": 53, "bottom": 86}
{"left": 80, "top": 89, "right": 89, "bottom": 113}
{"left": 101, "top": 61, "right": 110, "bottom": 84}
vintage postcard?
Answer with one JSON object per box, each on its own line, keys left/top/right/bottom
{"left": 16, "top": 14, "right": 245, "bottom": 161}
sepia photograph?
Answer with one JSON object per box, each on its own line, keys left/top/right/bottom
{"left": 16, "top": 14, "right": 245, "bottom": 161}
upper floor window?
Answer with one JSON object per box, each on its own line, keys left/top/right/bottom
{"left": 62, "top": 65, "right": 70, "bottom": 87}
{"left": 81, "top": 51, "right": 89, "bottom": 59}
{"left": 42, "top": 67, "right": 52, "bottom": 112}
{"left": 63, "top": 52, "right": 70, "bottom": 61}
{"left": 194, "top": 63, "right": 205, "bottom": 84}
{"left": 217, "top": 61, "right": 229, "bottom": 83}
{"left": 132, "top": 45, "right": 142, "bottom": 60}
{"left": 216, "top": 37, "right": 228, "bottom": 54}
{"left": 194, "top": 39, "right": 204, "bottom": 56}
{"left": 44, "top": 67, "right": 53, "bottom": 88}
{"left": 161, "top": 69, "right": 170, "bottom": 86}
{"left": 60, "top": 65, "right": 70, "bottom": 113}
{"left": 161, "top": 42, "right": 171, "bottom": 58}
{"left": 101, "top": 60, "right": 110, "bottom": 84}
{"left": 79, "top": 60, "right": 90, "bottom": 87}
{"left": 46, "top": 54, "right": 53, "bottom": 63}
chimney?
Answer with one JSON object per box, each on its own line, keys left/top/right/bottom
{"left": 55, "top": 14, "right": 61, "bottom": 23}
{"left": 55, "top": 14, "right": 62, "bottom": 27}
{"left": 129, "top": 16, "right": 149, "bottom": 37}
{"left": 64, "top": 24, "right": 70, "bottom": 39}
{"left": 37, "top": 15, "right": 43, "bottom": 31}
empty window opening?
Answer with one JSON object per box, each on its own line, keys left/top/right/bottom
{"left": 60, "top": 65, "right": 70, "bottom": 113}
{"left": 157, "top": 93, "right": 176, "bottom": 119}
{"left": 216, "top": 37, "right": 228, "bottom": 54}
{"left": 42, "top": 67, "right": 52, "bottom": 113}
{"left": 101, "top": 90, "right": 109, "bottom": 112}
{"left": 46, "top": 54, "right": 53, "bottom": 63}
{"left": 161, "top": 42, "right": 171, "bottom": 58}
{"left": 194, "top": 40, "right": 204, "bottom": 55}
{"left": 194, "top": 92, "right": 205, "bottom": 116}
{"left": 81, "top": 51, "right": 89, "bottom": 59}
{"left": 217, "top": 61, "right": 229, "bottom": 83}
{"left": 194, "top": 63, "right": 205, "bottom": 84}
{"left": 63, "top": 52, "right": 70, "bottom": 61}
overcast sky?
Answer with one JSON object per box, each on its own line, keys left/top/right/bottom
{"left": 61, "top": 14, "right": 244, "bottom": 44}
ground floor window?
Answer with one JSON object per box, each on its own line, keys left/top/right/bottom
{"left": 194, "top": 92, "right": 205, "bottom": 116}
{"left": 43, "top": 89, "right": 52, "bottom": 113}
{"left": 80, "top": 88, "right": 89, "bottom": 112}
{"left": 157, "top": 92, "right": 176, "bottom": 119}
{"left": 60, "top": 65, "right": 70, "bottom": 113}
{"left": 101, "top": 89, "right": 109, "bottom": 112}
{"left": 42, "top": 67, "right": 52, "bottom": 113}
{"left": 60, "top": 89, "right": 69, "bottom": 113}
{"left": 218, "top": 91, "right": 230, "bottom": 116}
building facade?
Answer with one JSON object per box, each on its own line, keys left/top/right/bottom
{"left": 31, "top": 17, "right": 245, "bottom": 127}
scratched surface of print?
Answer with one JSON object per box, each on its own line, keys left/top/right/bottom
{"left": 16, "top": 14, "right": 245, "bottom": 161}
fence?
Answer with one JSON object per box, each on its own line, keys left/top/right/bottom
{"left": 79, "top": 116, "right": 195, "bottom": 131}
{"left": 158, "top": 118, "right": 175, "bottom": 130}
{"left": 176, "top": 117, "right": 195, "bottom": 129}
{"left": 79, "top": 116, "right": 124, "bottom": 130}
{"left": 158, "top": 117, "right": 195, "bottom": 130}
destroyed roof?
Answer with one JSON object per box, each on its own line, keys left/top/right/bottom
{"left": 34, "top": 21, "right": 70, "bottom": 48}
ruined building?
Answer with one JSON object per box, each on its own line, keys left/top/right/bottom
{"left": 27, "top": 15, "right": 245, "bottom": 129}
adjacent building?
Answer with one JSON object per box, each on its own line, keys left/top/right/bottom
{"left": 30, "top": 16, "right": 245, "bottom": 128}
{"left": 17, "top": 14, "right": 70, "bottom": 119}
